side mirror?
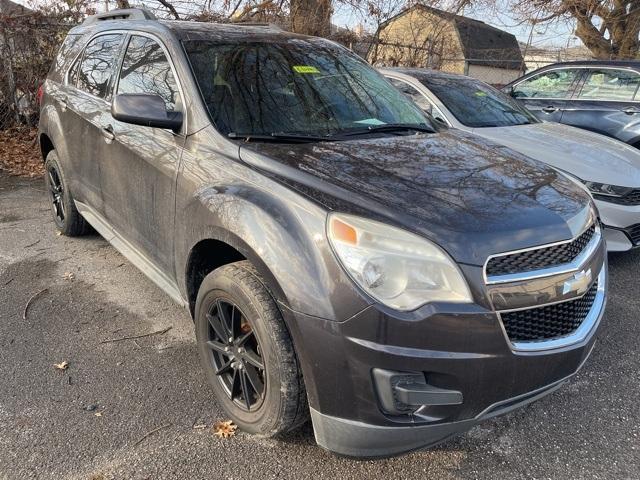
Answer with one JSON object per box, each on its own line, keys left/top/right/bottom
{"left": 421, "top": 102, "right": 433, "bottom": 116}
{"left": 112, "top": 94, "right": 182, "bottom": 130}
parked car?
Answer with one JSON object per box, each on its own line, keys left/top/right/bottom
{"left": 502, "top": 61, "right": 640, "bottom": 148}
{"left": 381, "top": 67, "right": 640, "bottom": 252}
{"left": 39, "top": 9, "right": 607, "bottom": 458}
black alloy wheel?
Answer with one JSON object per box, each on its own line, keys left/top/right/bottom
{"left": 205, "top": 299, "right": 266, "bottom": 411}
{"left": 47, "top": 163, "right": 65, "bottom": 226}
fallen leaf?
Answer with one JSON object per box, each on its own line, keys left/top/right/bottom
{"left": 0, "top": 127, "right": 43, "bottom": 178}
{"left": 212, "top": 420, "right": 237, "bottom": 438}
{"left": 56, "top": 231, "right": 62, "bottom": 236}
{"left": 63, "top": 272, "right": 75, "bottom": 280}
{"left": 53, "top": 361, "right": 69, "bottom": 371}
{"left": 94, "top": 412, "right": 102, "bottom": 417}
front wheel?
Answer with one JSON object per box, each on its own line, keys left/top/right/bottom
{"left": 195, "top": 261, "right": 309, "bottom": 435}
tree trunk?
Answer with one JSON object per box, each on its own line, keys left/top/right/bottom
{"left": 290, "top": 0, "right": 332, "bottom": 37}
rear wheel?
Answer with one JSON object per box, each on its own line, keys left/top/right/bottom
{"left": 195, "top": 261, "right": 308, "bottom": 435}
{"left": 44, "top": 151, "right": 90, "bottom": 236}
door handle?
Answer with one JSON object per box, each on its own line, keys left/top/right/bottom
{"left": 101, "top": 124, "right": 115, "bottom": 143}
{"left": 622, "top": 107, "right": 640, "bottom": 115}
{"left": 542, "top": 106, "right": 558, "bottom": 113}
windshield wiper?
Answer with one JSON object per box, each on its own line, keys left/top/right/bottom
{"left": 228, "top": 132, "right": 333, "bottom": 143}
{"left": 338, "top": 123, "right": 435, "bottom": 137}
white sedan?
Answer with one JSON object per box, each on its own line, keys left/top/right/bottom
{"left": 380, "top": 67, "right": 640, "bottom": 252}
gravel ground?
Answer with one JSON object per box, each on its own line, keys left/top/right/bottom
{"left": 0, "top": 173, "right": 638, "bottom": 480}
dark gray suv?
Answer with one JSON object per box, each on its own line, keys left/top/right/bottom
{"left": 39, "top": 9, "right": 607, "bottom": 457}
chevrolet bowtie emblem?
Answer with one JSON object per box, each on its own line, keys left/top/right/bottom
{"left": 562, "top": 269, "right": 593, "bottom": 296}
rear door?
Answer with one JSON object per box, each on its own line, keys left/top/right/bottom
{"left": 510, "top": 68, "right": 584, "bottom": 122}
{"left": 62, "top": 33, "right": 124, "bottom": 212}
{"left": 559, "top": 68, "right": 640, "bottom": 143}
{"left": 100, "top": 33, "right": 185, "bottom": 275}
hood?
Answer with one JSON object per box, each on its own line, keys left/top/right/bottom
{"left": 239, "top": 129, "right": 592, "bottom": 266}
{"left": 474, "top": 122, "right": 640, "bottom": 187}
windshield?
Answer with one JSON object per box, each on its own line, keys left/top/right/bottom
{"left": 183, "top": 39, "right": 433, "bottom": 138}
{"left": 416, "top": 75, "right": 539, "bottom": 128}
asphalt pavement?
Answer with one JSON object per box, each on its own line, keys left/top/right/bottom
{"left": 0, "top": 173, "right": 638, "bottom": 479}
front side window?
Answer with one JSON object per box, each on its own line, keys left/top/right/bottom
{"left": 417, "top": 75, "right": 538, "bottom": 128}
{"left": 77, "top": 34, "right": 123, "bottom": 98}
{"left": 512, "top": 69, "right": 581, "bottom": 99}
{"left": 117, "top": 35, "right": 179, "bottom": 111}
{"left": 183, "top": 39, "right": 430, "bottom": 137}
{"left": 577, "top": 69, "right": 640, "bottom": 101}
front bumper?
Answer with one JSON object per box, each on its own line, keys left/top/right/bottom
{"left": 281, "top": 265, "right": 605, "bottom": 457}
{"left": 310, "top": 353, "right": 591, "bottom": 458}
{"left": 595, "top": 199, "right": 640, "bottom": 251}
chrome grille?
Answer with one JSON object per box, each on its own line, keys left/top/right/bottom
{"left": 486, "top": 224, "right": 596, "bottom": 277}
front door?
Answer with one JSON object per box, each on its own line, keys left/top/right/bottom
{"left": 511, "top": 68, "right": 584, "bottom": 123}
{"left": 99, "top": 34, "right": 185, "bottom": 276}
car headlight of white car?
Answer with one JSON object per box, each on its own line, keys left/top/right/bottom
{"left": 327, "top": 213, "right": 472, "bottom": 311}
{"left": 583, "top": 181, "right": 633, "bottom": 198}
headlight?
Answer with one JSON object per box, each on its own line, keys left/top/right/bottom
{"left": 327, "top": 213, "right": 472, "bottom": 311}
{"left": 583, "top": 181, "right": 632, "bottom": 198}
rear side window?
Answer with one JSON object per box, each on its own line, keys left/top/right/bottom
{"left": 577, "top": 69, "right": 640, "bottom": 101}
{"left": 77, "top": 34, "right": 123, "bottom": 99}
{"left": 512, "top": 69, "right": 581, "bottom": 99}
{"left": 116, "top": 35, "right": 179, "bottom": 111}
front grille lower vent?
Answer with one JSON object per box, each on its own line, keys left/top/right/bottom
{"left": 486, "top": 224, "right": 595, "bottom": 277}
{"left": 501, "top": 280, "right": 598, "bottom": 343}
{"left": 625, "top": 223, "right": 640, "bottom": 245}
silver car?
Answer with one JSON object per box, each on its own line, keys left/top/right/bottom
{"left": 380, "top": 67, "right": 640, "bottom": 252}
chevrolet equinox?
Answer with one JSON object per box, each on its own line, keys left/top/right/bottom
{"left": 38, "top": 9, "right": 607, "bottom": 457}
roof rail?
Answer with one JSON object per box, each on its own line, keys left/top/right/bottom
{"left": 229, "top": 21, "right": 283, "bottom": 30}
{"left": 82, "top": 8, "right": 157, "bottom": 26}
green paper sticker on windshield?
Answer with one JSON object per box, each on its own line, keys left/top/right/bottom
{"left": 474, "top": 91, "right": 487, "bottom": 96}
{"left": 293, "top": 65, "right": 320, "bottom": 74}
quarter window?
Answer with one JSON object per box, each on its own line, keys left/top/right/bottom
{"left": 117, "top": 35, "right": 179, "bottom": 111}
{"left": 77, "top": 34, "right": 123, "bottom": 98}
{"left": 512, "top": 69, "right": 581, "bottom": 99}
{"left": 577, "top": 69, "right": 640, "bottom": 101}
{"left": 68, "top": 56, "right": 80, "bottom": 86}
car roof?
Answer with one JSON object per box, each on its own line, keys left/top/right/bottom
{"left": 535, "top": 60, "right": 640, "bottom": 69}
{"left": 69, "top": 13, "right": 320, "bottom": 44}
{"left": 380, "top": 67, "right": 475, "bottom": 82}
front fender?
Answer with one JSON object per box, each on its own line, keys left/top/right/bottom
{"left": 175, "top": 144, "right": 370, "bottom": 322}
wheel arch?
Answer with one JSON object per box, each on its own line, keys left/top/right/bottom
{"left": 39, "top": 132, "right": 55, "bottom": 162}
{"left": 184, "top": 230, "right": 291, "bottom": 319}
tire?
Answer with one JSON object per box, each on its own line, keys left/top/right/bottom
{"left": 195, "top": 260, "right": 309, "bottom": 435}
{"left": 44, "top": 151, "right": 90, "bottom": 236}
